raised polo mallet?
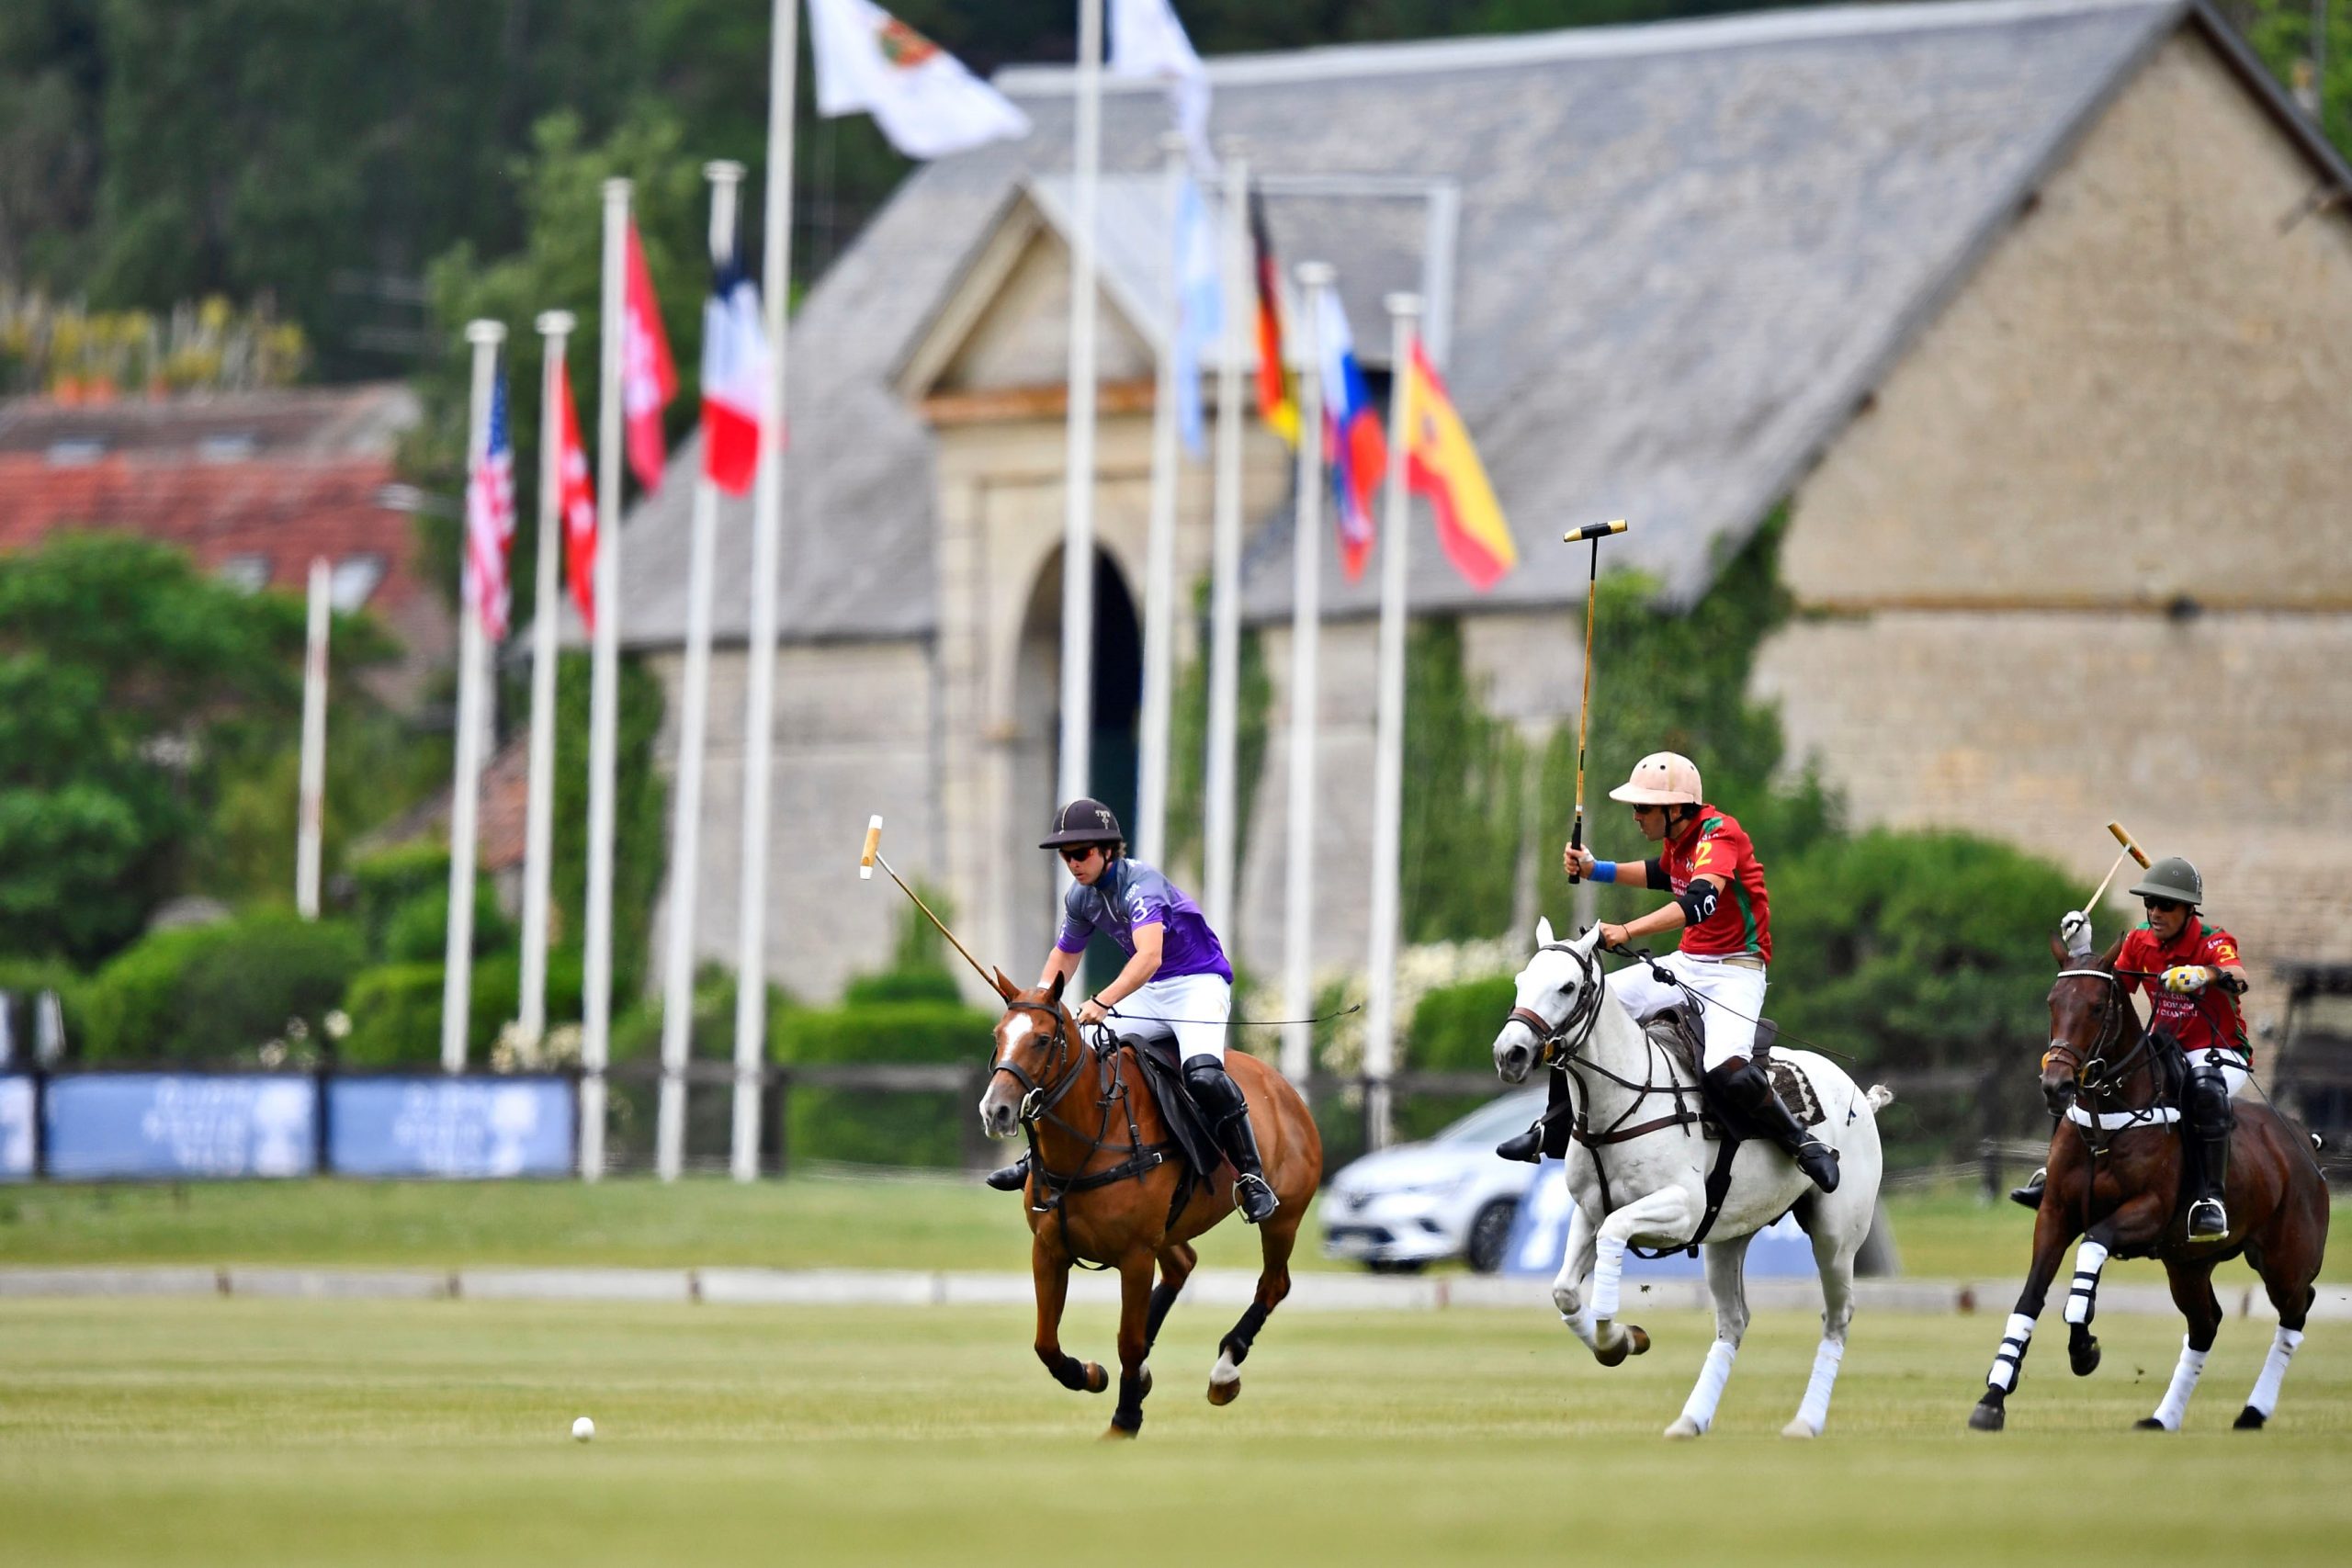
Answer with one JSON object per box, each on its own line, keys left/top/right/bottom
{"left": 859, "top": 814, "right": 994, "bottom": 987}
{"left": 1563, "top": 520, "right": 1629, "bottom": 884}
{"left": 2082, "top": 819, "right": 2153, "bottom": 914}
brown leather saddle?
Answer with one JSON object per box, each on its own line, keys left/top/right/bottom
{"left": 1643, "top": 1010, "right": 1825, "bottom": 1139}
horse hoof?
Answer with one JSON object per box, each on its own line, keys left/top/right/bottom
{"left": 1967, "top": 1402, "right": 2006, "bottom": 1433}
{"left": 2133, "top": 1417, "right": 2170, "bottom": 1431}
{"left": 1206, "top": 1377, "right": 1239, "bottom": 1406}
{"left": 2069, "top": 1339, "right": 2100, "bottom": 1378}
{"left": 2233, "top": 1406, "right": 2267, "bottom": 1431}
{"left": 1100, "top": 1423, "right": 1139, "bottom": 1441}
{"left": 1593, "top": 1336, "right": 1628, "bottom": 1368}
{"left": 1664, "top": 1416, "right": 1702, "bottom": 1440}
{"left": 1626, "top": 1325, "right": 1651, "bottom": 1357}
{"left": 1781, "top": 1419, "right": 1819, "bottom": 1439}
{"left": 1083, "top": 1362, "right": 1109, "bottom": 1394}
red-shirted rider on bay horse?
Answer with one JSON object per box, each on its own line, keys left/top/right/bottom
{"left": 2008, "top": 856, "right": 2250, "bottom": 1240}
{"left": 983, "top": 798, "right": 1278, "bottom": 1224}
{"left": 1497, "top": 751, "right": 1839, "bottom": 1194}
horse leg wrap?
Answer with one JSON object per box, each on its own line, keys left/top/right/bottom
{"left": 1220, "top": 1301, "right": 1271, "bottom": 1365}
{"left": 1048, "top": 1354, "right": 1093, "bottom": 1392}
{"left": 1592, "top": 1234, "right": 1629, "bottom": 1321}
{"left": 2063, "top": 1239, "right": 2109, "bottom": 1325}
{"left": 2245, "top": 1325, "right": 2304, "bottom": 1419}
{"left": 2150, "top": 1335, "right": 2209, "bottom": 1430}
{"left": 1111, "top": 1373, "right": 1148, "bottom": 1433}
{"left": 1678, "top": 1340, "right": 1739, "bottom": 1435}
{"left": 1986, "top": 1313, "right": 2036, "bottom": 1393}
{"left": 1793, "top": 1337, "right": 1846, "bottom": 1434}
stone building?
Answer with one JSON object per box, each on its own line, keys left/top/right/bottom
{"left": 608, "top": 0, "right": 2352, "bottom": 1010}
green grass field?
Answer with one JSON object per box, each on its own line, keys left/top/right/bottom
{"left": 3, "top": 1295, "right": 2347, "bottom": 1567}
{"left": 4, "top": 1175, "right": 2347, "bottom": 1283}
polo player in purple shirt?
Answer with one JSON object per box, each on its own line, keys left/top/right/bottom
{"left": 986, "top": 797, "right": 1277, "bottom": 1224}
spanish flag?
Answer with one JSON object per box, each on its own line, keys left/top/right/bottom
{"left": 1404, "top": 341, "right": 1516, "bottom": 590}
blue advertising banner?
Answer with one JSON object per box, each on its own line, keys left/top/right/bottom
{"left": 0, "top": 1076, "right": 32, "bottom": 1181}
{"left": 328, "top": 1077, "right": 573, "bottom": 1179}
{"left": 1499, "top": 1157, "right": 1819, "bottom": 1279}
{"left": 45, "top": 1075, "right": 318, "bottom": 1179}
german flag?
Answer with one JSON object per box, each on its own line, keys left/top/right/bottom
{"left": 1249, "top": 186, "right": 1298, "bottom": 446}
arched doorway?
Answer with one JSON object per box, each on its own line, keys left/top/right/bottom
{"left": 1010, "top": 546, "right": 1142, "bottom": 989}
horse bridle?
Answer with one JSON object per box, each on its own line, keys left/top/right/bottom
{"left": 2046, "top": 966, "right": 2145, "bottom": 1101}
{"left": 1505, "top": 941, "right": 1609, "bottom": 1071}
{"left": 989, "top": 998, "right": 1091, "bottom": 1128}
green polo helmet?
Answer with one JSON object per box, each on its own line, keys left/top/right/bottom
{"left": 2128, "top": 856, "right": 2203, "bottom": 907}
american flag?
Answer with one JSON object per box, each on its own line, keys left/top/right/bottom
{"left": 465, "top": 375, "right": 517, "bottom": 641}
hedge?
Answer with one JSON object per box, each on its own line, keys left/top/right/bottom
{"left": 76, "top": 912, "right": 365, "bottom": 1064}
{"left": 774, "top": 998, "right": 996, "bottom": 1167}
{"left": 338, "top": 947, "right": 587, "bottom": 1068}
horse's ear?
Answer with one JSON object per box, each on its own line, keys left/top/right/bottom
{"left": 2048, "top": 931, "right": 2069, "bottom": 965}
{"left": 989, "top": 966, "right": 1019, "bottom": 1002}
{"left": 1535, "top": 915, "right": 1555, "bottom": 950}
{"left": 1046, "top": 969, "right": 1068, "bottom": 1003}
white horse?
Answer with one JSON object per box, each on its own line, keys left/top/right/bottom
{"left": 1492, "top": 919, "right": 1892, "bottom": 1438}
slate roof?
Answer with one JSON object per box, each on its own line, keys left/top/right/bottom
{"left": 616, "top": 0, "right": 2335, "bottom": 648}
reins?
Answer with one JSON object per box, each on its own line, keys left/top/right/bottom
{"left": 991, "top": 999, "right": 1176, "bottom": 1269}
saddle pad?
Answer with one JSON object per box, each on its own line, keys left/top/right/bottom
{"left": 1124, "top": 1035, "right": 1227, "bottom": 1180}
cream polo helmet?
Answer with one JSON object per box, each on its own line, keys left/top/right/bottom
{"left": 1607, "top": 751, "right": 1704, "bottom": 807}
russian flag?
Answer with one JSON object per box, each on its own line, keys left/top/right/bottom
{"left": 1313, "top": 288, "right": 1386, "bottom": 581}
{"left": 700, "top": 262, "right": 768, "bottom": 497}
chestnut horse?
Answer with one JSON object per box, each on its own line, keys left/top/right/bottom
{"left": 1968, "top": 936, "right": 2328, "bottom": 1432}
{"left": 978, "top": 969, "right": 1322, "bottom": 1438}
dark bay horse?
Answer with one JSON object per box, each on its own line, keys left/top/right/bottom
{"left": 978, "top": 969, "right": 1322, "bottom": 1439}
{"left": 1968, "top": 936, "right": 2328, "bottom": 1432}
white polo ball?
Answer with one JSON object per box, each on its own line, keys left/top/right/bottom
{"left": 571, "top": 1416, "right": 595, "bottom": 1442}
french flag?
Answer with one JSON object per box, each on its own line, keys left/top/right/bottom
{"left": 1313, "top": 288, "right": 1386, "bottom": 581}
{"left": 700, "top": 261, "right": 768, "bottom": 497}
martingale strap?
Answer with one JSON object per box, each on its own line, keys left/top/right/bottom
{"left": 2064, "top": 1104, "right": 2181, "bottom": 1131}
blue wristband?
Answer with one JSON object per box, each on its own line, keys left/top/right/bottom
{"left": 1589, "top": 860, "right": 1617, "bottom": 884}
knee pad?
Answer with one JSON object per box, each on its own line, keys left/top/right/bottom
{"left": 2189, "top": 1066, "right": 2233, "bottom": 1124}
{"left": 1182, "top": 1055, "right": 1245, "bottom": 1121}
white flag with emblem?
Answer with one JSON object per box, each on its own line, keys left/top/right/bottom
{"left": 808, "top": 0, "right": 1033, "bottom": 160}
{"left": 1111, "top": 0, "right": 1212, "bottom": 174}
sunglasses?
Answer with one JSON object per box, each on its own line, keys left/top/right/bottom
{"left": 1059, "top": 846, "right": 1098, "bottom": 863}
{"left": 2143, "top": 897, "right": 2184, "bottom": 914}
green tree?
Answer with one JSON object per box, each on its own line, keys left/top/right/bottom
{"left": 0, "top": 533, "right": 395, "bottom": 963}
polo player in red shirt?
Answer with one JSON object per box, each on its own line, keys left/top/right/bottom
{"left": 1498, "top": 750, "right": 1838, "bottom": 1193}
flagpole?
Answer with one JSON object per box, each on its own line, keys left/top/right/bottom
{"left": 1280, "top": 263, "right": 1331, "bottom": 1094}
{"left": 521, "top": 310, "right": 574, "bottom": 1045}
{"left": 1363, "top": 292, "right": 1419, "bottom": 1155}
{"left": 656, "top": 163, "right": 746, "bottom": 1184}
{"left": 733, "top": 0, "right": 798, "bottom": 1184}
{"left": 1057, "top": 0, "right": 1105, "bottom": 805}
{"left": 296, "top": 557, "right": 330, "bottom": 921}
{"left": 1204, "top": 140, "right": 1247, "bottom": 937}
{"left": 1135, "top": 131, "right": 1187, "bottom": 867}
{"left": 582, "top": 179, "right": 629, "bottom": 1179}
{"left": 444, "top": 319, "right": 504, "bottom": 1076}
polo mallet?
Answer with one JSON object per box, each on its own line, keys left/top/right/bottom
{"left": 1562, "top": 520, "right": 1629, "bottom": 884}
{"left": 858, "top": 815, "right": 994, "bottom": 988}
{"left": 2082, "top": 819, "right": 2153, "bottom": 913}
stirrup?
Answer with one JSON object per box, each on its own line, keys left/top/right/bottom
{"left": 1494, "top": 1124, "right": 1544, "bottom": 1164}
{"left": 1232, "top": 1172, "right": 1279, "bottom": 1224}
{"left": 2008, "top": 1168, "right": 2047, "bottom": 1210}
{"left": 984, "top": 1157, "right": 1030, "bottom": 1192}
{"left": 2188, "top": 1197, "right": 2228, "bottom": 1239}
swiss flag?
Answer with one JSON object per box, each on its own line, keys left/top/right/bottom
{"left": 622, "top": 222, "right": 678, "bottom": 493}
{"left": 555, "top": 368, "right": 600, "bottom": 631}
{"left": 700, "top": 263, "right": 768, "bottom": 497}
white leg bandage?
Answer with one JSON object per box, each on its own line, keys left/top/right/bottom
{"left": 1675, "top": 1339, "right": 1738, "bottom": 1435}
{"left": 1558, "top": 1297, "right": 1595, "bottom": 1345}
{"left": 1591, "top": 1234, "right": 1628, "bottom": 1321}
{"left": 2150, "top": 1336, "right": 2209, "bottom": 1430}
{"left": 2063, "top": 1239, "right": 2109, "bottom": 1325}
{"left": 1793, "top": 1337, "right": 1846, "bottom": 1434}
{"left": 1987, "top": 1312, "right": 2036, "bottom": 1392}
{"left": 2245, "top": 1325, "right": 2304, "bottom": 1418}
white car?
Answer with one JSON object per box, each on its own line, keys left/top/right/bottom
{"left": 1319, "top": 1089, "right": 1547, "bottom": 1274}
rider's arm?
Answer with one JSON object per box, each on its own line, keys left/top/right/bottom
{"left": 1094, "top": 922, "right": 1165, "bottom": 1009}
{"left": 1561, "top": 850, "right": 1661, "bottom": 888}
{"left": 1617, "top": 872, "right": 1726, "bottom": 943}
{"left": 1038, "top": 945, "right": 1083, "bottom": 991}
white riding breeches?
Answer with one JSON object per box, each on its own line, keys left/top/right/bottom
{"left": 1105, "top": 972, "right": 1233, "bottom": 1066}
{"left": 1608, "top": 951, "right": 1769, "bottom": 1071}
{"left": 2186, "top": 1046, "right": 2249, "bottom": 1099}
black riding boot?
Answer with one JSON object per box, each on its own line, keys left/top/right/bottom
{"left": 985, "top": 1156, "right": 1030, "bottom": 1192}
{"left": 2009, "top": 1168, "right": 2047, "bottom": 1210}
{"left": 1496, "top": 1068, "right": 1575, "bottom": 1164}
{"left": 2187, "top": 1063, "right": 2233, "bottom": 1241}
{"left": 1184, "top": 1056, "right": 1278, "bottom": 1224}
{"left": 1707, "top": 1057, "right": 1839, "bottom": 1193}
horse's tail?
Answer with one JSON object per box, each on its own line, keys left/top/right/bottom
{"left": 1864, "top": 1083, "right": 1895, "bottom": 1113}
